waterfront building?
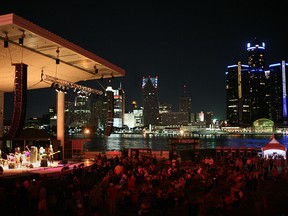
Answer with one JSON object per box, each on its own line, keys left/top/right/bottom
{"left": 226, "top": 38, "right": 272, "bottom": 127}
{"left": 247, "top": 38, "right": 270, "bottom": 122}
{"left": 105, "top": 84, "right": 125, "bottom": 128}
{"left": 72, "top": 96, "right": 91, "bottom": 127}
{"left": 64, "top": 101, "right": 74, "bottom": 127}
{"left": 161, "top": 112, "right": 189, "bottom": 126}
{"left": 49, "top": 107, "right": 57, "bottom": 128}
{"left": 133, "top": 108, "right": 144, "bottom": 128}
{"left": 190, "top": 111, "right": 211, "bottom": 129}
{"left": 123, "top": 108, "right": 144, "bottom": 129}
{"left": 179, "top": 84, "right": 192, "bottom": 123}
{"left": 159, "top": 102, "right": 172, "bottom": 114}
{"left": 205, "top": 111, "right": 214, "bottom": 128}
{"left": 158, "top": 102, "right": 172, "bottom": 125}
{"left": 226, "top": 62, "right": 251, "bottom": 126}
{"left": 268, "top": 61, "right": 288, "bottom": 126}
{"left": 142, "top": 76, "right": 160, "bottom": 127}
{"left": 123, "top": 112, "right": 134, "bottom": 129}
{"left": 91, "top": 97, "right": 105, "bottom": 129}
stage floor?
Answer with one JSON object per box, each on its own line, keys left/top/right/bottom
{"left": 0, "top": 159, "right": 94, "bottom": 179}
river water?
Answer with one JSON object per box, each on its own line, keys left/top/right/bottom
{"left": 83, "top": 133, "right": 288, "bottom": 152}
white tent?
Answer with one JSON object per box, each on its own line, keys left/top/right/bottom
{"left": 261, "top": 138, "right": 287, "bottom": 159}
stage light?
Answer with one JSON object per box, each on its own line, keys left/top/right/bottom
{"left": 19, "top": 32, "right": 25, "bottom": 45}
{"left": 94, "top": 65, "right": 98, "bottom": 74}
{"left": 56, "top": 48, "right": 60, "bottom": 64}
{"left": 101, "top": 74, "right": 104, "bottom": 81}
{"left": 111, "top": 73, "right": 114, "bottom": 79}
{"left": 50, "top": 83, "right": 55, "bottom": 89}
{"left": 4, "top": 34, "right": 8, "bottom": 48}
{"left": 43, "top": 74, "right": 103, "bottom": 96}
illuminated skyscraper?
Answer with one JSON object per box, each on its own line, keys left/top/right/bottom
{"left": 247, "top": 38, "right": 270, "bottom": 122}
{"left": 226, "top": 62, "right": 251, "bottom": 126}
{"left": 142, "top": 76, "right": 159, "bottom": 126}
{"left": 226, "top": 38, "right": 271, "bottom": 126}
{"left": 106, "top": 84, "right": 125, "bottom": 128}
{"left": 179, "top": 84, "right": 192, "bottom": 123}
{"left": 268, "top": 61, "right": 288, "bottom": 126}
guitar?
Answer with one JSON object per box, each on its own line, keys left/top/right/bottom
{"left": 49, "top": 150, "right": 61, "bottom": 156}
{"left": 42, "top": 150, "right": 60, "bottom": 157}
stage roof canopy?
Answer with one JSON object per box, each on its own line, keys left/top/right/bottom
{"left": 0, "top": 13, "right": 125, "bottom": 93}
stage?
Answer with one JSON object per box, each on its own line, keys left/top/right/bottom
{"left": 0, "top": 158, "right": 94, "bottom": 185}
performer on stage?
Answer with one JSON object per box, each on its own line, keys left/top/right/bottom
{"left": 39, "top": 146, "right": 46, "bottom": 160}
{"left": 48, "top": 144, "right": 54, "bottom": 165}
{"left": 15, "top": 147, "right": 22, "bottom": 168}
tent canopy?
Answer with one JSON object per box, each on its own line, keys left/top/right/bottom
{"left": 262, "top": 138, "right": 286, "bottom": 151}
{"left": 261, "top": 138, "right": 287, "bottom": 159}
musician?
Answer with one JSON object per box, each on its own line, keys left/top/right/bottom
{"left": 39, "top": 146, "right": 46, "bottom": 160}
{"left": 15, "top": 147, "right": 22, "bottom": 168}
{"left": 47, "top": 144, "right": 54, "bottom": 165}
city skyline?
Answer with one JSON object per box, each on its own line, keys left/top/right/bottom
{"left": 2, "top": 1, "right": 288, "bottom": 121}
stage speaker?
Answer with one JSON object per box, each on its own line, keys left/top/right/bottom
{"left": 0, "top": 166, "right": 3, "bottom": 174}
{"left": 40, "top": 159, "right": 48, "bottom": 167}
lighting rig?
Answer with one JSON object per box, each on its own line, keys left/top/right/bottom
{"left": 43, "top": 74, "right": 103, "bottom": 98}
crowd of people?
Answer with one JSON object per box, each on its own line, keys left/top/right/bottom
{"left": 0, "top": 150, "right": 288, "bottom": 216}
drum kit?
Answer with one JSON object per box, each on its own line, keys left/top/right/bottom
{"left": 0, "top": 145, "right": 58, "bottom": 170}
{"left": 2, "top": 149, "right": 32, "bottom": 169}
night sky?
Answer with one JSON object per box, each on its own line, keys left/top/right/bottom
{"left": 2, "top": 1, "right": 288, "bottom": 120}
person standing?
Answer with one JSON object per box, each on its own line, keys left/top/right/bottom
{"left": 48, "top": 144, "right": 54, "bottom": 165}
{"left": 107, "top": 183, "right": 118, "bottom": 215}
{"left": 37, "top": 182, "right": 47, "bottom": 216}
{"left": 15, "top": 147, "right": 22, "bottom": 168}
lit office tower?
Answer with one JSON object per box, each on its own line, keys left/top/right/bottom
{"left": 269, "top": 61, "right": 288, "bottom": 126}
{"left": 226, "top": 62, "right": 251, "bottom": 126}
{"left": 179, "top": 84, "right": 191, "bottom": 112}
{"left": 247, "top": 38, "right": 270, "bottom": 122}
{"left": 179, "top": 84, "right": 192, "bottom": 123}
{"left": 142, "top": 76, "right": 159, "bottom": 126}
{"left": 106, "top": 84, "right": 125, "bottom": 128}
{"left": 73, "top": 96, "right": 91, "bottom": 127}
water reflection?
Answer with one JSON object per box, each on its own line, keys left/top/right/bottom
{"left": 83, "top": 133, "right": 288, "bottom": 152}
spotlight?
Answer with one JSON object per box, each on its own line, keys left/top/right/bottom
{"left": 101, "top": 74, "right": 104, "bottom": 81}
{"left": 4, "top": 34, "right": 8, "bottom": 48}
{"left": 19, "top": 33, "right": 25, "bottom": 45}
{"left": 94, "top": 65, "right": 98, "bottom": 74}
{"left": 111, "top": 73, "right": 114, "bottom": 79}
{"left": 19, "top": 38, "right": 23, "bottom": 45}
{"left": 62, "top": 86, "right": 68, "bottom": 94}
{"left": 56, "top": 48, "right": 60, "bottom": 64}
{"left": 54, "top": 83, "right": 61, "bottom": 92}
{"left": 50, "top": 83, "right": 55, "bottom": 89}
